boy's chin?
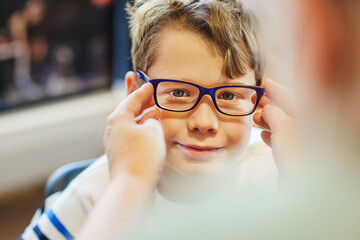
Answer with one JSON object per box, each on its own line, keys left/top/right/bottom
{"left": 157, "top": 161, "right": 239, "bottom": 203}
{"left": 164, "top": 158, "right": 237, "bottom": 180}
{"left": 163, "top": 148, "right": 244, "bottom": 179}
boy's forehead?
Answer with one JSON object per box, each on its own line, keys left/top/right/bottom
{"left": 149, "top": 29, "right": 257, "bottom": 86}
{"left": 221, "top": 71, "right": 256, "bottom": 86}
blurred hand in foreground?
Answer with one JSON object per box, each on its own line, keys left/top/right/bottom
{"left": 254, "top": 79, "right": 302, "bottom": 175}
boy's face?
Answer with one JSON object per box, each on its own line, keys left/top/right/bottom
{"left": 144, "top": 29, "right": 256, "bottom": 178}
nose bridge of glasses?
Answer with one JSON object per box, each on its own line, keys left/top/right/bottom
{"left": 197, "top": 86, "right": 217, "bottom": 103}
{"left": 192, "top": 87, "right": 220, "bottom": 115}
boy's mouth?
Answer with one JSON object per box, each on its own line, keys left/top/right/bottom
{"left": 176, "top": 142, "right": 224, "bottom": 160}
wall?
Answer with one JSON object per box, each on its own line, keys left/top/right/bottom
{"left": 0, "top": 89, "right": 124, "bottom": 195}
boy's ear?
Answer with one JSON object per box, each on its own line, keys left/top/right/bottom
{"left": 125, "top": 71, "right": 141, "bottom": 96}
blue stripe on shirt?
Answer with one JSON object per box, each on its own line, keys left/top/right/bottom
{"left": 46, "top": 209, "right": 74, "bottom": 240}
{"left": 33, "top": 225, "right": 50, "bottom": 240}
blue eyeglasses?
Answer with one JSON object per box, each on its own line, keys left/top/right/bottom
{"left": 137, "top": 70, "right": 264, "bottom": 117}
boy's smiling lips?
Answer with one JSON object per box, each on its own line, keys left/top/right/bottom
{"left": 175, "top": 142, "right": 225, "bottom": 160}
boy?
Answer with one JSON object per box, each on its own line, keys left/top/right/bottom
{"left": 22, "top": 0, "right": 279, "bottom": 239}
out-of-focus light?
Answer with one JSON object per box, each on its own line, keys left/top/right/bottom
{"left": 90, "top": 0, "right": 113, "bottom": 7}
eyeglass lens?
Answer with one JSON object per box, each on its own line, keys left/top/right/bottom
{"left": 156, "top": 81, "right": 257, "bottom": 115}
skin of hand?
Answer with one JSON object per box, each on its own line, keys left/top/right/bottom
{"left": 104, "top": 82, "right": 166, "bottom": 184}
{"left": 78, "top": 83, "right": 166, "bottom": 240}
{"left": 253, "top": 79, "right": 301, "bottom": 174}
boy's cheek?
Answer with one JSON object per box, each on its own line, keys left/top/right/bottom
{"left": 225, "top": 116, "right": 253, "bottom": 152}
{"left": 157, "top": 111, "right": 183, "bottom": 141}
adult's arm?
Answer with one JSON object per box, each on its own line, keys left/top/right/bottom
{"left": 77, "top": 83, "right": 166, "bottom": 240}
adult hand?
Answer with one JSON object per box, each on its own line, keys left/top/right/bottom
{"left": 253, "top": 79, "right": 301, "bottom": 174}
{"left": 104, "top": 83, "right": 166, "bottom": 185}
{"left": 78, "top": 83, "right": 166, "bottom": 240}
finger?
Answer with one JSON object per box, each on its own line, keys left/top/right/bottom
{"left": 261, "top": 131, "right": 272, "bottom": 147}
{"left": 253, "top": 112, "right": 270, "bottom": 130}
{"left": 136, "top": 107, "right": 160, "bottom": 124}
{"left": 110, "top": 83, "right": 155, "bottom": 121}
{"left": 257, "top": 94, "right": 271, "bottom": 109}
{"left": 264, "top": 79, "right": 295, "bottom": 116}
{"left": 262, "top": 104, "right": 290, "bottom": 133}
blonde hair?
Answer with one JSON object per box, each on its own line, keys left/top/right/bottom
{"left": 127, "top": 0, "right": 265, "bottom": 85}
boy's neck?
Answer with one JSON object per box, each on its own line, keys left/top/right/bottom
{"left": 157, "top": 165, "right": 238, "bottom": 203}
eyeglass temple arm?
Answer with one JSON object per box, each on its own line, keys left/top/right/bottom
{"left": 136, "top": 70, "right": 150, "bottom": 83}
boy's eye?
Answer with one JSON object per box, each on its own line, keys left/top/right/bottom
{"left": 218, "top": 92, "right": 236, "bottom": 100}
{"left": 170, "top": 89, "right": 189, "bottom": 97}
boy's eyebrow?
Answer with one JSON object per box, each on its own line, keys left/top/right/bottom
{"left": 223, "top": 78, "right": 256, "bottom": 86}
{"left": 226, "top": 79, "right": 248, "bottom": 85}
{"left": 182, "top": 78, "right": 252, "bottom": 86}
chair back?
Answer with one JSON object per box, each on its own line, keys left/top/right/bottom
{"left": 45, "top": 158, "right": 96, "bottom": 198}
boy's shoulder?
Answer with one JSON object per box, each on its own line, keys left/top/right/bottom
{"left": 56, "top": 154, "right": 111, "bottom": 201}
{"left": 21, "top": 156, "right": 111, "bottom": 239}
{"left": 45, "top": 155, "right": 111, "bottom": 211}
{"left": 69, "top": 155, "right": 110, "bottom": 188}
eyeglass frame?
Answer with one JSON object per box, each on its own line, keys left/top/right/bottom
{"left": 137, "top": 70, "right": 264, "bottom": 117}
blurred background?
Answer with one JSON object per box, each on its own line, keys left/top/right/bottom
{"left": 0, "top": 0, "right": 132, "bottom": 238}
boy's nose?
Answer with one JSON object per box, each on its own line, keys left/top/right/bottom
{"left": 187, "top": 96, "right": 219, "bottom": 134}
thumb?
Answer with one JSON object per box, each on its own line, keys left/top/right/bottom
{"left": 110, "top": 83, "right": 155, "bottom": 122}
